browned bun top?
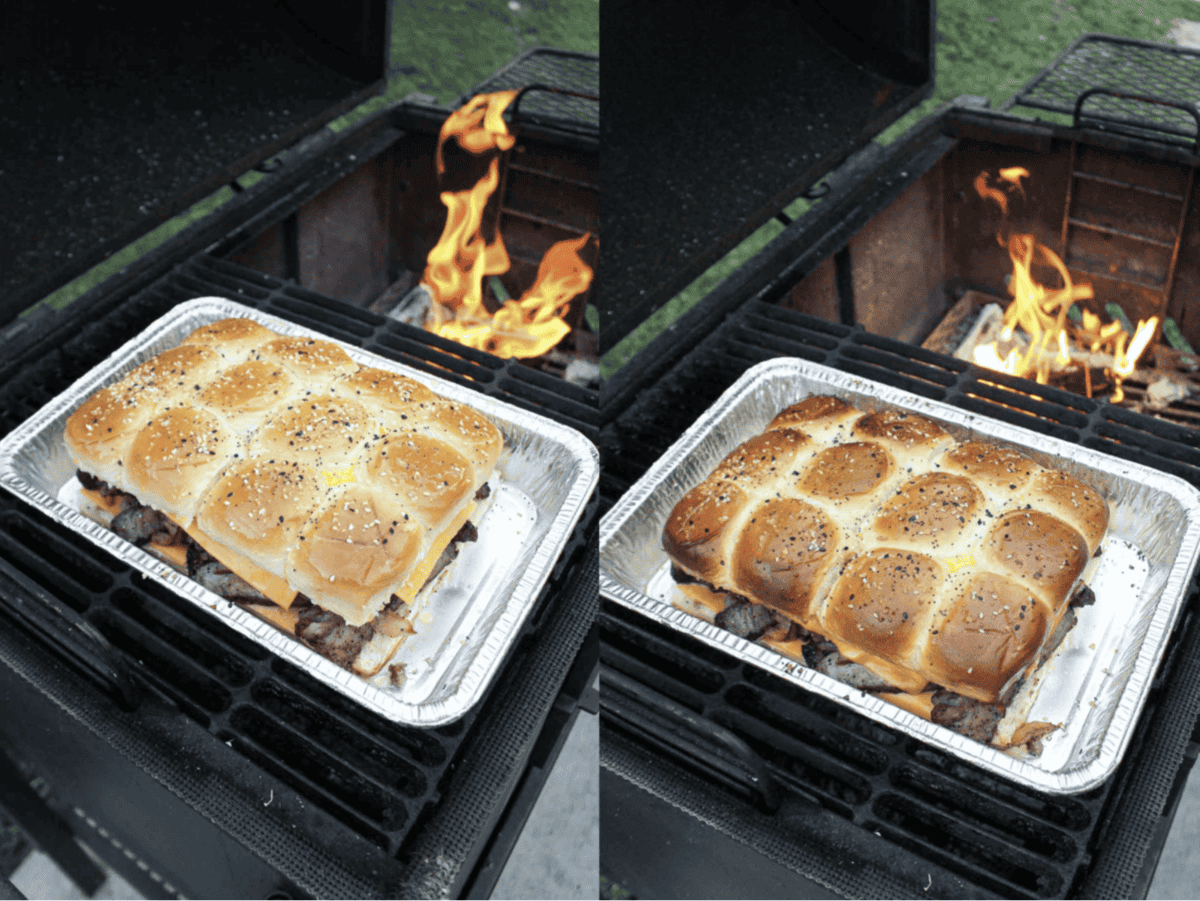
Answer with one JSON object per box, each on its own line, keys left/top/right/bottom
{"left": 941, "top": 442, "right": 1038, "bottom": 492}
{"left": 183, "top": 318, "right": 278, "bottom": 354}
{"left": 126, "top": 407, "right": 239, "bottom": 519}
{"left": 287, "top": 488, "right": 422, "bottom": 625}
{"left": 391, "top": 398, "right": 504, "bottom": 475}
{"left": 927, "top": 572, "right": 1047, "bottom": 702}
{"left": 663, "top": 480, "right": 748, "bottom": 584}
{"left": 798, "top": 441, "right": 892, "bottom": 502}
{"left": 713, "top": 429, "right": 810, "bottom": 486}
{"left": 253, "top": 394, "right": 372, "bottom": 465}
{"left": 1028, "top": 470, "right": 1109, "bottom": 552}
{"left": 337, "top": 367, "right": 438, "bottom": 409}
{"left": 198, "top": 360, "right": 294, "bottom": 417}
{"left": 368, "top": 433, "right": 475, "bottom": 519}
{"left": 258, "top": 336, "right": 358, "bottom": 379}
{"left": 982, "top": 510, "right": 1088, "bottom": 602}
{"left": 732, "top": 497, "right": 841, "bottom": 622}
{"left": 768, "top": 395, "right": 856, "bottom": 429}
{"left": 824, "top": 548, "right": 942, "bottom": 660}
{"left": 197, "top": 459, "right": 323, "bottom": 563}
{"left": 852, "top": 409, "right": 949, "bottom": 449}
{"left": 872, "top": 473, "right": 984, "bottom": 550}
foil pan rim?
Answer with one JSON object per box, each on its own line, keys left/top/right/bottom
{"left": 599, "top": 356, "right": 1200, "bottom": 795}
{"left": 0, "top": 297, "right": 599, "bottom": 728}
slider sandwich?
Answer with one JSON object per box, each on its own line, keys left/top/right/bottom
{"left": 663, "top": 395, "right": 1109, "bottom": 749}
{"left": 64, "top": 318, "right": 503, "bottom": 679}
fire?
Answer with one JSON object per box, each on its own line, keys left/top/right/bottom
{"left": 422, "top": 91, "right": 594, "bottom": 359}
{"left": 971, "top": 168, "right": 1158, "bottom": 399}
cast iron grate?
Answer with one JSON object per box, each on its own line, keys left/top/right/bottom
{"left": 466, "top": 48, "right": 599, "bottom": 134}
{"left": 0, "top": 254, "right": 597, "bottom": 872}
{"left": 599, "top": 299, "right": 1200, "bottom": 898}
{"left": 1006, "top": 34, "right": 1200, "bottom": 149}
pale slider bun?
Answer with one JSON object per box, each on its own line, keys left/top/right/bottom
{"left": 65, "top": 317, "right": 503, "bottom": 631}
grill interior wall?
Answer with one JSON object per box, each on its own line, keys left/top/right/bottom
{"left": 781, "top": 133, "right": 1200, "bottom": 350}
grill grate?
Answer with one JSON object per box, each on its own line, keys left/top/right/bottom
{"left": 1007, "top": 35, "right": 1200, "bottom": 149}
{"left": 600, "top": 298, "right": 1200, "bottom": 898}
{"left": 466, "top": 48, "right": 599, "bottom": 134}
{"left": 0, "top": 252, "right": 598, "bottom": 892}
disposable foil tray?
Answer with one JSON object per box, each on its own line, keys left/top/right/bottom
{"left": 0, "top": 297, "right": 598, "bottom": 727}
{"left": 600, "top": 357, "right": 1200, "bottom": 794}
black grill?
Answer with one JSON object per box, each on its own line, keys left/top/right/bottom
{"left": 599, "top": 300, "right": 1200, "bottom": 898}
{"left": 0, "top": 253, "right": 598, "bottom": 898}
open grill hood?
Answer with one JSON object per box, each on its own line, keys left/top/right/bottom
{"left": 599, "top": 0, "right": 935, "bottom": 347}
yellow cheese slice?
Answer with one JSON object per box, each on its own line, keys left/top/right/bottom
{"left": 879, "top": 690, "right": 936, "bottom": 719}
{"left": 148, "top": 541, "right": 189, "bottom": 570}
{"left": 832, "top": 642, "right": 931, "bottom": 694}
{"left": 246, "top": 603, "right": 301, "bottom": 633}
{"left": 79, "top": 486, "right": 124, "bottom": 518}
{"left": 174, "top": 518, "right": 299, "bottom": 610}
{"left": 394, "top": 502, "right": 477, "bottom": 604}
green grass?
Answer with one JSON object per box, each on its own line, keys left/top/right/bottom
{"left": 24, "top": 1, "right": 599, "bottom": 319}
{"left": 601, "top": 0, "right": 1200, "bottom": 377}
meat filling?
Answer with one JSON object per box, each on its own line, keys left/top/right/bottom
{"left": 677, "top": 567, "right": 1094, "bottom": 747}
{"left": 79, "top": 470, "right": 487, "bottom": 672}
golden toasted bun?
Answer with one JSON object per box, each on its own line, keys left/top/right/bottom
{"left": 663, "top": 395, "right": 1110, "bottom": 704}
{"left": 196, "top": 459, "right": 324, "bottom": 575}
{"left": 65, "top": 317, "right": 502, "bottom": 635}
{"left": 256, "top": 336, "right": 359, "bottom": 380}
{"left": 125, "top": 407, "right": 240, "bottom": 522}
{"left": 334, "top": 367, "right": 438, "bottom": 409}
{"left": 287, "top": 487, "right": 422, "bottom": 625}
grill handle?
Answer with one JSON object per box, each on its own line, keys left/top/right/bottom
{"left": 600, "top": 666, "right": 780, "bottom": 811}
{"left": 509, "top": 83, "right": 600, "bottom": 126}
{"left": 0, "top": 566, "right": 142, "bottom": 712}
{"left": 1072, "top": 87, "right": 1200, "bottom": 154}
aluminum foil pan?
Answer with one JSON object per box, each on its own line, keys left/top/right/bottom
{"left": 600, "top": 357, "right": 1200, "bottom": 794}
{"left": 0, "top": 297, "right": 598, "bottom": 727}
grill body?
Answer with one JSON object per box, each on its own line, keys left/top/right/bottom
{"left": 0, "top": 95, "right": 598, "bottom": 899}
{"left": 600, "top": 98, "right": 1200, "bottom": 899}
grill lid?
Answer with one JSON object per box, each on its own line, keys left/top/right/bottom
{"left": 600, "top": 0, "right": 934, "bottom": 347}
{"left": 2, "top": 0, "right": 389, "bottom": 327}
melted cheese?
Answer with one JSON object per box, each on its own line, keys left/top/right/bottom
{"left": 182, "top": 521, "right": 300, "bottom": 609}
{"left": 247, "top": 603, "right": 301, "bottom": 633}
{"left": 832, "top": 641, "right": 930, "bottom": 694}
{"left": 879, "top": 690, "right": 936, "bottom": 719}
{"left": 79, "top": 486, "right": 123, "bottom": 518}
{"left": 394, "top": 502, "right": 477, "bottom": 604}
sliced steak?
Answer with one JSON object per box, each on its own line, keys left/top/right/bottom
{"left": 714, "top": 600, "right": 777, "bottom": 641}
{"left": 294, "top": 606, "right": 375, "bottom": 669}
{"left": 111, "top": 503, "right": 182, "bottom": 547}
{"left": 930, "top": 689, "right": 1004, "bottom": 743}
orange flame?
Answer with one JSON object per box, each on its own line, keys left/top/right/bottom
{"left": 970, "top": 169, "right": 1158, "bottom": 399}
{"left": 435, "top": 90, "right": 519, "bottom": 177}
{"left": 422, "top": 92, "right": 593, "bottom": 359}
